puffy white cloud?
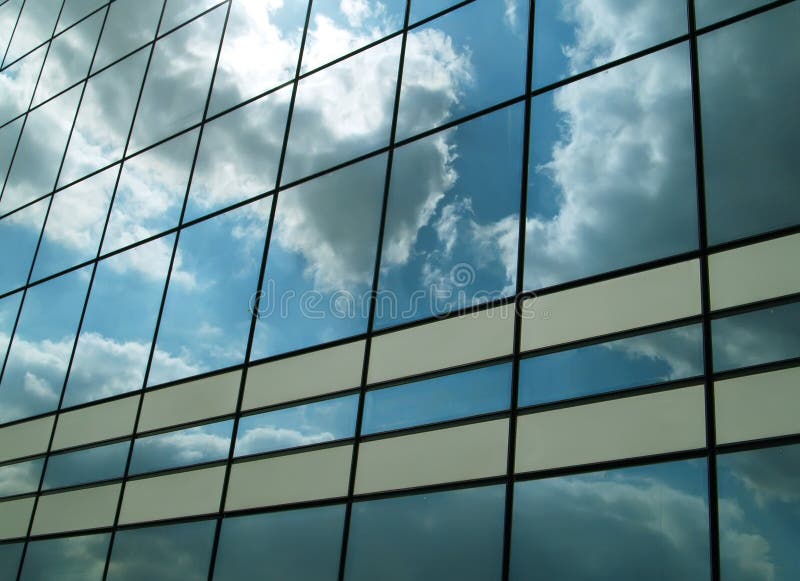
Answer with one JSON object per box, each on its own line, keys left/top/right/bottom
{"left": 236, "top": 425, "right": 335, "bottom": 456}
{"left": 0, "top": 459, "right": 40, "bottom": 496}
{"left": 138, "top": 427, "right": 230, "bottom": 464}
{"left": 604, "top": 324, "right": 703, "bottom": 381}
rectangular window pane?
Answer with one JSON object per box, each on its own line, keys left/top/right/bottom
{"left": 0, "top": 457, "right": 43, "bottom": 498}
{"left": 42, "top": 441, "right": 128, "bottom": 490}
{"left": 21, "top": 533, "right": 110, "bottom": 581}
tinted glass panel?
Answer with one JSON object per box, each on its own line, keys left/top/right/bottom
{"left": 0, "top": 542, "right": 23, "bottom": 580}
{"left": 3, "top": 0, "right": 60, "bottom": 66}
{"left": 235, "top": 394, "right": 358, "bottom": 457}
{"left": 0, "top": 118, "right": 24, "bottom": 187}
{"left": 409, "top": 0, "right": 461, "bottom": 24}
{"left": 21, "top": 533, "right": 110, "bottom": 581}
{"left": 129, "top": 419, "right": 233, "bottom": 475}
{"left": 345, "top": 485, "right": 506, "bottom": 581}
{"left": 0, "top": 291, "right": 23, "bottom": 362}
{"left": 57, "top": 0, "right": 106, "bottom": 33}
{"left": 525, "top": 44, "right": 698, "bottom": 290}
{"left": 93, "top": 0, "right": 163, "bottom": 72}
{"left": 0, "top": 198, "right": 48, "bottom": 295}
{"left": 213, "top": 504, "right": 344, "bottom": 581}
{"left": 43, "top": 441, "right": 128, "bottom": 490}
{"left": 511, "top": 459, "right": 710, "bottom": 580}
{"left": 0, "top": 0, "right": 24, "bottom": 60}
{"left": 0, "top": 457, "right": 43, "bottom": 498}
{"left": 160, "top": 0, "right": 221, "bottom": 34}
{"left": 695, "top": 0, "right": 774, "bottom": 27}
{"left": 0, "top": 45, "right": 45, "bottom": 125}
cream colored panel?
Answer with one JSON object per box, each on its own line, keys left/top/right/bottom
{"left": 31, "top": 484, "right": 120, "bottom": 535}
{"left": 119, "top": 466, "right": 225, "bottom": 525}
{"left": 710, "top": 234, "right": 800, "bottom": 310}
{"left": 516, "top": 386, "right": 706, "bottom": 473}
{"left": 0, "top": 497, "right": 34, "bottom": 540}
{"left": 368, "top": 305, "right": 514, "bottom": 384}
{"left": 53, "top": 396, "right": 138, "bottom": 451}
{"left": 139, "top": 371, "right": 240, "bottom": 432}
{"left": 244, "top": 340, "right": 364, "bottom": 410}
{"left": 521, "top": 261, "right": 702, "bottom": 352}
{"left": 715, "top": 367, "right": 800, "bottom": 444}
{"left": 0, "top": 416, "right": 53, "bottom": 463}
{"left": 355, "top": 419, "right": 508, "bottom": 494}
{"left": 226, "top": 445, "right": 351, "bottom": 510}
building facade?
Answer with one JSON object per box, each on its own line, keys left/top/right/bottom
{"left": 0, "top": 0, "right": 798, "bottom": 579}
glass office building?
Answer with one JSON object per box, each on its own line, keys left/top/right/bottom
{"left": 0, "top": 0, "right": 798, "bottom": 578}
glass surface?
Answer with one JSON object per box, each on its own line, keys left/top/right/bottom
{"left": 0, "top": 542, "right": 23, "bottom": 580}
{"left": 59, "top": 48, "right": 149, "bottom": 185}
{"left": 0, "top": 0, "right": 24, "bottom": 61}
{"left": 345, "top": 484, "right": 506, "bottom": 581}
{"left": 214, "top": 504, "right": 344, "bottom": 581}
{"left": 0, "top": 457, "right": 43, "bottom": 497}
{"left": 0, "top": 266, "right": 91, "bottom": 423}
{"left": 65, "top": 236, "right": 174, "bottom": 405}
{"left": 519, "top": 324, "right": 704, "bottom": 407}
{"left": 32, "top": 165, "right": 117, "bottom": 281}
{"left": 0, "top": 45, "right": 45, "bottom": 125}
{"left": 397, "top": 0, "right": 528, "bottom": 140}
{"left": 695, "top": 0, "right": 773, "bottom": 27}
{"left": 129, "top": 419, "right": 233, "bottom": 475}
{"left": 283, "top": 37, "right": 400, "bottom": 184}
{"left": 102, "top": 129, "right": 198, "bottom": 253}
{"left": 106, "top": 520, "right": 215, "bottom": 581}
{"left": 148, "top": 199, "right": 269, "bottom": 385}
{"left": 21, "top": 533, "right": 110, "bottom": 581}
{"left": 0, "top": 117, "right": 23, "bottom": 187}
{"left": 377, "top": 104, "right": 523, "bottom": 327}
{"left": 525, "top": 43, "right": 698, "bottom": 290}
{"left": 57, "top": 0, "right": 106, "bottom": 33}
{"left": 363, "top": 362, "right": 512, "bottom": 435}
{"left": 510, "top": 459, "right": 710, "bottom": 580}
{"left": 129, "top": 6, "right": 225, "bottom": 153}
{"left": 208, "top": 0, "right": 306, "bottom": 115}
{"left": 700, "top": 3, "right": 800, "bottom": 244}
{"left": 3, "top": 0, "right": 60, "bottom": 66}
{"left": 0, "top": 198, "right": 48, "bottom": 295}
{"left": 187, "top": 86, "right": 292, "bottom": 220}
{"left": 712, "top": 301, "right": 800, "bottom": 373}
{"left": 409, "top": 0, "right": 461, "bottom": 24}
{"left": 235, "top": 394, "right": 358, "bottom": 457}
{"left": 0, "top": 291, "right": 23, "bottom": 362}
{"left": 43, "top": 441, "right": 128, "bottom": 490}
{"left": 92, "top": 0, "right": 163, "bottom": 72}
{"left": 1, "top": 85, "right": 81, "bottom": 213}
{"left": 252, "top": 155, "right": 384, "bottom": 358}
{"left": 160, "top": 0, "right": 221, "bottom": 34}
{"left": 532, "top": 0, "right": 687, "bottom": 89}
{"left": 718, "top": 444, "right": 800, "bottom": 581}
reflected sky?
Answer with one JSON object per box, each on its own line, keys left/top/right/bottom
{"left": 695, "top": 0, "right": 773, "bottom": 27}
{"left": 0, "top": 118, "right": 23, "bottom": 189}
{"left": 0, "top": 291, "right": 22, "bottom": 362}
{"left": 0, "top": 541, "right": 23, "bottom": 579}
{"left": 0, "top": 198, "right": 48, "bottom": 295}
{"left": 409, "top": 0, "right": 461, "bottom": 24}
{"left": 3, "top": 0, "right": 60, "bottom": 66}
{"left": 21, "top": 533, "right": 109, "bottom": 581}
{"left": 43, "top": 440, "right": 128, "bottom": 490}
{"left": 0, "top": 45, "right": 45, "bottom": 125}
{"left": 0, "top": 0, "right": 24, "bottom": 63}
{"left": 129, "top": 419, "right": 232, "bottom": 475}
{"left": 0, "top": 456, "right": 43, "bottom": 498}
{"left": 160, "top": 0, "right": 222, "bottom": 35}
{"left": 57, "top": 0, "right": 106, "bottom": 34}
{"left": 92, "top": 0, "right": 163, "bottom": 72}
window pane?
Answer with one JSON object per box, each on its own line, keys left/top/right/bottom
{"left": 160, "top": 0, "right": 221, "bottom": 34}
{"left": 519, "top": 324, "right": 704, "bottom": 407}
{"left": 0, "top": 198, "right": 48, "bottom": 295}
{"left": 700, "top": 3, "right": 800, "bottom": 244}
{"left": 525, "top": 44, "right": 698, "bottom": 290}
{"left": 57, "top": 0, "right": 106, "bottom": 33}
{"left": 93, "top": 0, "right": 163, "bottom": 72}
{"left": 3, "top": 0, "right": 60, "bottom": 65}
{"left": 43, "top": 441, "right": 128, "bottom": 490}
{"left": 21, "top": 533, "right": 110, "bottom": 581}
{"left": 235, "top": 394, "right": 358, "bottom": 457}
{"left": 0, "top": 542, "right": 23, "bottom": 579}
{"left": 718, "top": 444, "right": 800, "bottom": 581}
{"left": 0, "top": 0, "right": 24, "bottom": 61}
{"left": 106, "top": 520, "right": 215, "bottom": 581}
{"left": 213, "top": 504, "right": 344, "bottom": 581}
{"left": 712, "top": 301, "right": 800, "bottom": 373}
{"left": 695, "top": 0, "right": 774, "bottom": 27}
{"left": 0, "top": 457, "right": 43, "bottom": 498}
{"left": 129, "top": 419, "right": 232, "bottom": 475}
{"left": 0, "top": 118, "right": 24, "bottom": 187}
{"left": 363, "top": 362, "right": 512, "bottom": 435}
{"left": 0, "top": 45, "right": 45, "bottom": 125}
{"left": 345, "top": 485, "right": 505, "bottom": 581}
{"left": 409, "top": 0, "right": 461, "bottom": 24}
{"left": 511, "top": 459, "right": 710, "bottom": 580}
{"left": 0, "top": 291, "right": 23, "bottom": 362}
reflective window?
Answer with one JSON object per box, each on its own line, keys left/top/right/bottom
{"left": 345, "top": 484, "right": 506, "bottom": 581}
{"left": 409, "top": 0, "right": 461, "bottom": 24}
{"left": 160, "top": 0, "right": 221, "bottom": 34}
{"left": 511, "top": 459, "right": 710, "bottom": 580}
{"left": 214, "top": 504, "right": 344, "bottom": 581}
{"left": 0, "top": 0, "right": 24, "bottom": 60}
{"left": 106, "top": 520, "right": 215, "bottom": 581}
{"left": 712, "top": 301, "right": 800, "bottom": 373}
{"left": 0, "top": 457, "right": 43, "bottom": 498}
{"left": 129, "top": 7, "right": 225, "bottom": 153}
{"left": 57, "top": 0, "right": 106, "bottom": 33}
{"left": 519, "top": 324, "right": 704, "bottom": 407}
{"left": 187, "top": 86, "right": 292, "bottom": 220}
{"left": 3, "top": 0, "right": 60, "bottom": 66}
{"left": 65, "top": 236, "right": 174, "bottom": 405}
{"left": 363, "top": 362, "right": 512, "bottom": 435}
{"left": 525, "top": 44, "right": 698, "bottom": 290}
{"left": 129, "top": 419, "right": 233, "bottom": 475}
{"left": 0, "top": 542, "right": 23, "bottom": 579}
{"left": 252, "top": 156, "right": 384, "bottom": 358}
{"left": 0, "top": 118, "right": 24, "bottom": 187}
{"left": 718, "top": 444, "right": 800, "bottom": 581}
{"left": 21, "top": 533, "right": 110, "bottom": 581}
{"left": 0, "top": 198, "right": 48, "bottom": 295}
{"left": 397, "top": 0, "right": 528, "bottom": 140}
{"left": 377, "top": 104, "right": 523, "bottom": 327}
{"left": 92, "top": 0, "right": 163, "bottom": 72}
{"left": 235, "top": 394, "right": 358, "bottom": 457}
{"left": 148, "top": 199, "right": 268, "bottom": 385}
{"left": 0, "top": 45, "right": 46, "bottom": 125}
{"left": 0, "top": 291, "right": 23, "bottom": 362}
{"left": 695, "top": 0, "right": 774, "bottom": 27}
{"left": 42, "top": 441, "right": 128, "bottom": 490}
{"left": 0, "top": 266, "right": 90, "bottom": 423}
{"left": 700, "top": 3, "right": 800, "bottom": 244}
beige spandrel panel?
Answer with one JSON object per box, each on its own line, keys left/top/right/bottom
{"left": 368, "top": 305, "right": 514, "bottom": 385}
{"left": 515, "top": 386, "right": 706, "bottom": 473}
{"left": 52, "top": 395, "right": 138, "bottom": 450}
{"left": 355, "top": 419, "right": 509, "bottom": 494}
{"left": 0, "top": 415, "right": 54, "bottom": 463}
{"left": 31, "top": 483, "right": 121, "bottom": 535}
{"left": 715, "top": 366, "right": 800, "bottom": 444}
{"left": 709, "top": 233, "right": 800, "bottom": 311}
{"left": 119, "top": 466, "right": 225, "bottom": 525}
{"left": 226, "top": 444, "right": 352, "bottom": 511}
{"left": 0, "top": 497, "right": 34, "bottom": 540}
{"left": 244, "top": 340, "right": 365, "bottom": 411}
{"left": 138, "top": 370, "right": 240, "bottom": 432}
{"left": 521, "top": 260, "right": 702, "bottom": 352}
